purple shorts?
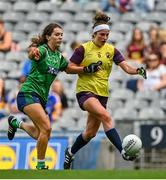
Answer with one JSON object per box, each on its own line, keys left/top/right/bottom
{"left": 76, "top": 91, "right": 108, "bottom": 111}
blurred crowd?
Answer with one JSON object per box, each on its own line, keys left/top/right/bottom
{"left": 126, "top": 26, "right": 166, "bottom": 92}
{"left": 0, "top": 0, "right": 166, "bottom": 125}
{"left": 100, "top": 0, "right": 156, "bottom": 14}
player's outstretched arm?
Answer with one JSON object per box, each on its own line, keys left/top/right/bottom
{"left": 118, "top": 61, "right": 147, "bottom": 79}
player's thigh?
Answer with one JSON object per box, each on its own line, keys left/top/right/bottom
{"left": 23, "top": 103, "right": 50, "bottom": 131}
{"left": 83, "top": 97, "right": 107, "bottom": 118}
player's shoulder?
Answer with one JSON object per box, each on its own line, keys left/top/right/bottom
{"left": 81, "top": 41, "right": 92, "bottom": 53}
{"left": 104, "top": 42, "right": 115, "bottom": 53}
{"left": 38, "top": 44, "right": 48, "bottom": 52}
{"left": 82, "top": 41, "right": 91, "bottom": 47}
{"left": 39, "top": 43, "right": 47, "bottom": 48}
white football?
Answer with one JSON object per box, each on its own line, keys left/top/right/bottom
{"left": 122, "top": 134, "right": 142, "bottom": 157}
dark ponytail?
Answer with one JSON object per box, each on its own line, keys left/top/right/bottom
{"left": 92, "top": 11, "right": 111, "bottom": 29}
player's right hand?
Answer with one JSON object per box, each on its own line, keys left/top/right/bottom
{"left": 83, "top": 61, "right": 102, "bottom": 73}
{"left": 28, "top": 47, "right": 40, "bottom": 60}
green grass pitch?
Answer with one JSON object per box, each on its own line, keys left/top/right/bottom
{"left": 0, "top": 169, "right": 166, "bottom": 179}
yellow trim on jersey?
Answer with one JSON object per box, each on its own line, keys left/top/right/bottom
{"left": 76, "top": 41, "right": 115, "bottom": 97}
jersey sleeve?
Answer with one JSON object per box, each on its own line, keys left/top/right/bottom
{"left": 59, "top": 55, "right": 68, "bottom": 71}
{"left": 113, "top": 48, "right": 125, "bottom": 65}
{"left": 70, "top": 45, "right": 84, "bottom": 65}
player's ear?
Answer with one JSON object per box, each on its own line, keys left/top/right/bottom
{"left": 46, "top": 35, "right": 50, "bottom": 41}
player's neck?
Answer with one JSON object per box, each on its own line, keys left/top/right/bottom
{"left": 92, "top": 40, "right": 103, "bottom": 48}
{"left": 47, "top": 42, "right": 57, "bottom": 52}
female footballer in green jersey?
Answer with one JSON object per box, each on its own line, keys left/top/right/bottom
{"left": 63, "top": 12, "right": 147, "bottom": 169}
{"left": 7, "top": 23, "right": 102, "bottom": 170}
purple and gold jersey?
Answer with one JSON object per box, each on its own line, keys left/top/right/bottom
{"left": 70, "top": 41, "right": 124, "bottom": 97}
{"left": 20, "top": 44, "right": 68, "bottom": 103}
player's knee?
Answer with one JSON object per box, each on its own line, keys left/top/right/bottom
{"left": 100, "top": 112, "right": 111, "bottom": 123}
{"left": 42, "top": 126, "right": 52, "bottom": 138}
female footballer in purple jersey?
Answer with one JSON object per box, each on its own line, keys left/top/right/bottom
{"left": 63, "top": 12, "right": 147, "bottom": 169}
{"left": 7, "top": 23, "right": 102, "bottom": 170}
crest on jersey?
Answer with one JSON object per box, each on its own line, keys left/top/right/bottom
{"left": 106, "top": 52, "right": 111, "bottom": 58}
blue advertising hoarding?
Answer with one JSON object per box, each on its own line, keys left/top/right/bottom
{"left": 0, "top": 137, "right": 68, "bottom": 169}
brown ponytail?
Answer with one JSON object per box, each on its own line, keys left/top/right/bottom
{"left": 92, "top": 12, "right": 111, "bottom": 29}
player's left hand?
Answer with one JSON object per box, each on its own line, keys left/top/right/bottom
{"left": 137, "top": 67, "right": 147, "bottom": 79}
{"left": 83, "top": 61, "right": 102, "bottom": 73}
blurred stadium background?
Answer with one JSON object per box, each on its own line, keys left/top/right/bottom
{"left": 0, "top": 0, "right": 166, "bottom": 171}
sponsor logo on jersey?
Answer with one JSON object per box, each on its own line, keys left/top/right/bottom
{"left": 48, "top": 66, "right": 59, "bottom": 75}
